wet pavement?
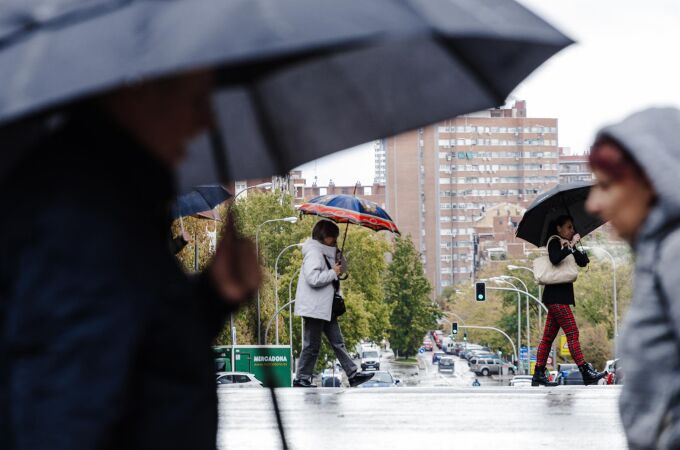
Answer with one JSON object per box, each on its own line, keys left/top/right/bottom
{"left": 217, "top": 353, "right": 626, "bottom": 449}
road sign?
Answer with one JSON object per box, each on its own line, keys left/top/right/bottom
{"left": 419, "top": 347, "right": 425, "bottom": 354}
{"left": 519, "top": 346, "right": 528, "bottom": 361}
{"left": 559, "top": 335, "right": 570, "bottom": 357}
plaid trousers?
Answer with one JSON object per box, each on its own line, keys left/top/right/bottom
{"left": 536, "top": 304, "right": 585, "bottom": 367}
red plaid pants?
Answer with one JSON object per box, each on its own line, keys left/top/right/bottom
{"left": 535, "top": 304, "right": 585, "bottom": 367}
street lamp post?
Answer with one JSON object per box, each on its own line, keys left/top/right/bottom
{"left": 459, "top": 325, "right": 518, "bottom": 367}
{"left": 256, "top": 216, "right": 298, "bottom": 344}
{"left": 226, "top": 182, "right": 273, "bottom": 348}
{"left": 274, "top": 243, "right": 303, "bottom": 344}
{"left": 488, "top": 277, "right": 523, "bottom": 373}
{"left": 509, "top": 264, "right": 562, "bottom": 370}
{"left": 499, "top": 275, "right": 534, "bottom": 368}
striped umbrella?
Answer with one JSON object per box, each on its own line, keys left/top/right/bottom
{"left": 299, "top": 193, "right": 399, "bottom": 256}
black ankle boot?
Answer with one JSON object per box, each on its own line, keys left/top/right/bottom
{"left": 532, "top": 366, "right": 556, "bottom": 386}
{"left": 293, "top": 378, "right": 317, "bottom": 388}
{"left": 578, "top": 363, "right": 606, "bottom": 385}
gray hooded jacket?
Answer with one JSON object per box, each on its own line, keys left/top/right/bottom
{"left": 598, "top": 107, "right": 680, "bottom": 449}
{"left": 294, "top": 239, "right": 346, "bottom": 322}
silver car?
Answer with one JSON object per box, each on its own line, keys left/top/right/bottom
{"left": 471, "top": 358, "right": 515, "bottom": 376}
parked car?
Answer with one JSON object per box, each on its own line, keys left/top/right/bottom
{"left": 561, "top": 370, "right": 585, "bottom": 385}
{"left": 432, "top": 351, "right": 445, "bottom": 365}
{"left": 216, "top": 372, "right": 263, "bottom": 388}
{"left": 438, "top": 357, "right": 455, "bottom": 373}
{"left": 470, "top": 358, "right": 515, "bottom": 376}
{"left": 360, "top": 349, "right": 381, "bottom": 371}
{"left": 510, "top": 375, "right": 533, "bottom": 387}
{"left": 607, "top": 358, "right": 623, "bottom": 385}
{"left": 356, "top": 371, "right": 400, "bottom": 388}
{"left": 321, "top": 368, "right": 343, "bottom": 387}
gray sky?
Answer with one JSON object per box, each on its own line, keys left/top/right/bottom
{"left": 296, "top": 0, "right": 680, "bottom": 186}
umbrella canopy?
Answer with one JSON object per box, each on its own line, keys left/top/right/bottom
{"left": 299, "top": 194, "right": 400, "bottom": 234}
{"left": 172, "top": 185, "right": 231, "bottom": 219}
{"left": 0, "top": 0, "right": 573, "bottom": 189}
{"left": 515, "top": 182, "right": 606, "bottom": 247}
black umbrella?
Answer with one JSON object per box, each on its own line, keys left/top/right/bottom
{"left": 172, "top": 185, "right": 231, "bottom": 219}
{"left": 515, "top": 182, "right": 606, "bottom": 248}
{"left": 0, "top": 0, "right": 572, "bottom": 191}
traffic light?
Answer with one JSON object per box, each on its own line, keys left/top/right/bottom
{"left": 452, "top": 322, "right": 458, "bottom": 335}
{"left": 475, "top": 282, "right": 486, "bottom": 301}
{"left": 463, "top": 331, "right": 468, "bottom": 341}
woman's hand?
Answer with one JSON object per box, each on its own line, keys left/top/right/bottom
{"left": 571, "top": 233, "right": 581, "bottom": 246}
{"left": 333, "top": 262, "right": 342, "bottom": 275}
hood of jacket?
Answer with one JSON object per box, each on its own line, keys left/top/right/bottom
{"left": 301, "top": 238, "right": 337, "bottom": 262}
{"left": 596, "top": 107, "right": 680, "bottom": 241}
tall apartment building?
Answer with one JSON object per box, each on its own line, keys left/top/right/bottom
{"left": 374, "top": 139, "right": 387, "bottom": 184}
{"left": 559, "top": 148, "right": 593, "bottom": 183}
{"left": 383, "top": 101, "right": 560, "bottom": 294}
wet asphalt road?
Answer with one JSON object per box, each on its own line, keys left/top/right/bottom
{"left": 217, "top": 353, "right": 626, "bottom": 449}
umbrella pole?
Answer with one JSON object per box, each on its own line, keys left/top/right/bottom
{"left": 339, "top": 182, "right": 359, "bottom": 255}
{"left": 210, "top": 126, "right": 289, "bottom": 450}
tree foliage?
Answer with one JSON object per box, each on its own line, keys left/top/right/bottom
{"left": 385, "top": 236, "right": 441, "bottom": 357}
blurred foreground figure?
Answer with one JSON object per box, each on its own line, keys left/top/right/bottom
{"left": 586, "top": 108, "right": 680, "bottom": 450}
{"left": 0, "top": 71, "right": 260, "bottom": 450}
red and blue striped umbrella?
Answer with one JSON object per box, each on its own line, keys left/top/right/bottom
{"left": 299, "top": 194, "right": 400, "bottom": 234}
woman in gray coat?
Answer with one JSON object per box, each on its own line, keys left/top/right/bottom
{"left": 586, "top": 108, "right": 680, "bottom": 449}
{"left": 293, "top": 220, "right": 373, "bottom": 388}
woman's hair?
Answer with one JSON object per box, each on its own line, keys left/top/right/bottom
{"left": 550, "top": 215, "right": 573, "bottom": 235}
{"left": 312, "top": 220, "right": 339, "bottom": 242}
{"left": 589, "top": 136, "right": 645, "bottom": 181}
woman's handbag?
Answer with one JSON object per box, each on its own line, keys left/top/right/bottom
{"left": 533, "top": 235, "right": 579, "bottom": 285}
{"left": 324, "top": 257, "right": 346, "bottom": 318}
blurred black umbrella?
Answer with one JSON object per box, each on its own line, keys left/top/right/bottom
{"left": 0, "top": 0, "right": 572, "bottom": 190}
{"left": 172, "top": 185, "right": 231, "bottom": 219}
{"left": 515, "top": 182, "right": 606, "bottom": 247}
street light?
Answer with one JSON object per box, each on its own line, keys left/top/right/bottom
{"left": 489, "top": 277, "right": 523, "bottom": 372}
{"left": 226, "top": 182, "right": 273, "bottom": 346}
{"left": 583, "top": 246, "right": 618, "bottom": 340}
{"left": 232, "top": 182, "right": 273, "bottom": 202}
{"left": 499, "top": 275, "right": 533, "bottom": 359}
{"left": 256, "top": 216, "right": 298, "bottom": 344}
{"left": 274, "top": 243, "right": 303, "bottom": 344}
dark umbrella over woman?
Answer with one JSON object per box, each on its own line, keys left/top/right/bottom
{"left": 0, "top": 1, "right": 571, "bottom": 449}
{"left": 515, "top": 184, "right": 607, "bottom": 387}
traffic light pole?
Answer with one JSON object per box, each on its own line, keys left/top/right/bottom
{"left": 458, "top": 325, "right": 518, "bottom": 367}
{"left": 486, "top": 286, "right": 553, "bottom": 372}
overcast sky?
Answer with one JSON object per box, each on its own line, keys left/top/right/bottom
{"left": 296, "top": 0, "right": 680, "bottom": 186}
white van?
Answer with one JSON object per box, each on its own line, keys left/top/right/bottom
{"left": 360, "top": 349, "right": 381, "bottom": 371}
{"left": 442, "top": 337, "right": 456, "bottom": 354}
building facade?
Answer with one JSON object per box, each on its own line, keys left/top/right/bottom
{"left": 383, "top": 101, "right": 561, "bottom": 294}
{"left": 559, "top": 148, "right": 593, "bottom": 183}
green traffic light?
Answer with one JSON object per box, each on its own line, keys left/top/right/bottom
{"left": 477, "top": 294, "right": 484, "bottom": 300}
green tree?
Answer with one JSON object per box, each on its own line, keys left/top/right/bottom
{"left": 385, "top": 236, "right": 440, "bottom": 357}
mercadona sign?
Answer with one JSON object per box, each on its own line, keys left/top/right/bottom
{"left": 232, "top": 345, "right": 293, "bottom": 388}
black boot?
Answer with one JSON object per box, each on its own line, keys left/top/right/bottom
{"left": 349, "top": 371, "right": 375, "bottom": 387}
{"left": 293, "top": 378, "right": 317, "bottom": 388}
{"left": 579, "top": 363, "right": 607, "bottom": 386}
{"left": 532, "top": 366, "right": 557, "bottom": 387}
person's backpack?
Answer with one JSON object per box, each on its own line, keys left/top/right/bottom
{"left": 533, "top": 235, "right": 579, "bottom": 285}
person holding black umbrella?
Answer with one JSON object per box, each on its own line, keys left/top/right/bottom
{"left": 0, "top": 71, "right": 262, "bottom": 450}
{"left": 530, "top": 215, "right": 607, "bottom": 387}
